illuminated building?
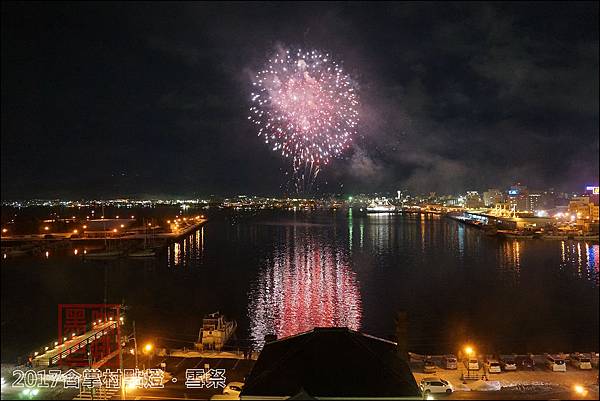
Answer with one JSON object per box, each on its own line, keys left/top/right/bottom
{"left": 483, "top": 189, "right": 504, "bottom": 207}
{"left": 526, "top": 193, "right": 543, "bottom": 212}
{"left": 507, "top": 183, "right": 528, "bottom": 212}
{"left": 465, "top": 191, "right": 484, "bottom": 208}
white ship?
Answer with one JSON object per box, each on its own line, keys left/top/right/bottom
{"left": 366, "top": 198, "right": 396, "bottom": 213}
{"left": 196, "top": 312, "right": 237, "bottom": 351}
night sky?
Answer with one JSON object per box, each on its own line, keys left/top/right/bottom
{"left": 2, "top": 2, "right": 598, "bottom": 199}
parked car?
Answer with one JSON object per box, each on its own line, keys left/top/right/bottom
{"left": 464, "top": 358, "right": 480, "bottom": 371}
{"left": 420, "top": 377, "right": 454, "bottom": 394}
{"left": 591, "top": 353, "right": 599, "bottom": 368}
{"left": 424, "top": 359, "right": 437, "bottom": 373}
{"left": 485, "top": 359, "right": 502, "bottom": 373}
{"left": 443, "top": 355, "right": 457, "bottom": 370}
{"left": 570, "top": 354, "right": 593, "bottom": 370}
{"left": 516, "top": 355, "right": 536, "bottom": 370}
{"left": 545, "top": 355, "right": 567, "bottom": 372}
{"left": 500, "top": 357, "right": 517, "bottom": 371}
{"left": 222, "top": 382, "right": 244, "bottom": 396}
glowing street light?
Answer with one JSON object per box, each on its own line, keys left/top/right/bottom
{"left": 82, "top": 225, "right": 87, "bottom": 229}
{"left": 73, "top": 229, "right": 78, "bottom": 234}
{"left": 144, "top": 343, "right": 153, "bottom": 353}
{"left": 574, "top": 384, "right": 588, "bottom": 396}
{"left": 2, "top": 228, "right": 7, "bottom": 233}
{"left": 44, "top": 226, "right": 49, "bottom": 231}
{"left": 464, "top": 345, "right": 474, "bottom": 357}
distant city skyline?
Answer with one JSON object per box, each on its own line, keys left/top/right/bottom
{"left": 2, "top": 2, "right": 598, "bottom": 199}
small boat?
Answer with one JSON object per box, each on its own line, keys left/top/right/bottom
{"left": 541, "top": 234, "right": 569, "bottom": 240}
{"left": 128, "top": 219, "right": 159, "bottom": 258}
{"left": 196, "top": 312, "right": 237, "bottom": 351}
{"left": 84, "top": 249, "right": 123, "bottom": 259}
{"left": 497, "top": 230, "right": 534, "bottom": 239}
{"left": 128, "top": 248, "right": 156, "bottom": 258}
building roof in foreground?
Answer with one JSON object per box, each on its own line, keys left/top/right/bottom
{"left": 241, "top": 327, "right": 421, "bottom": 399}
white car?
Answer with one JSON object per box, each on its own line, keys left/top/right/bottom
{"left": 500, "top": 358, "right": 517, "bottom": 371}
{"left": 570, "top": 354, "right": 592, "bottom": 370}
{"left": 464, "top": 358, "right": 479, "bottom": 371}
{"left": 486, "top": 360, "right": 502, "bottom": 373}
{"left": 420, "top": 377, "right": 454, "bottom": 394}
{"left": 545, "top": 355, "right": 567, "bottom": 372}
{"left": 223, "top": 382, "right": 244, "bottom": 397}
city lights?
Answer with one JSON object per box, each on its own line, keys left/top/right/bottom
{"left": 1, "top": 4, "right": 598, "bottom": 400}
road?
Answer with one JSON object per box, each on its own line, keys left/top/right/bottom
{"left": 123, "top": 355, "right": 255, "bottom": 400}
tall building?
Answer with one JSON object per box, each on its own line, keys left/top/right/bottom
{"left": 526, "top": 193, "right": 542, "bottom": 212}
{"left": 507, "top": 183, "right": 528, "bottom": 212}
{"left": 483, "top": 189, "right": 503, "bottom": 207}
{"left": 465, "top": 191, "right": 484, "bottom": 208}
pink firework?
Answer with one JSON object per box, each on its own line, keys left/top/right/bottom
{"left": 249, "top": 49, "right": 359, "bottom": 169}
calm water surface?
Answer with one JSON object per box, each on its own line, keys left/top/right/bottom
{"left": 2, "top": 211, "right": 598, "bottom": 362}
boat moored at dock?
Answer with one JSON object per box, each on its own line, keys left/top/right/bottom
{"left": 195, "top": 312, "right": 237, "bottom": 351}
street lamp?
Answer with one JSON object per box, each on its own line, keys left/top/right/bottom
{"left": 574, "top": 384, "right": 588, "bottom": 396}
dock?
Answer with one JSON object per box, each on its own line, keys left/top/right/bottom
{"left": 32, "top": 320, "right": 119, "bottom": 367}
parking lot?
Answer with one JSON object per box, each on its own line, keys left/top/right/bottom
{"left": 410, "top": 356, "right": 599, "bottom": 400}
{"left": 127, "top": 355, "right": 255, "bottom": 400}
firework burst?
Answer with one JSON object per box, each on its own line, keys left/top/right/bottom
{"left": 249, "top": 48, "right": 359, "bottom": 192}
